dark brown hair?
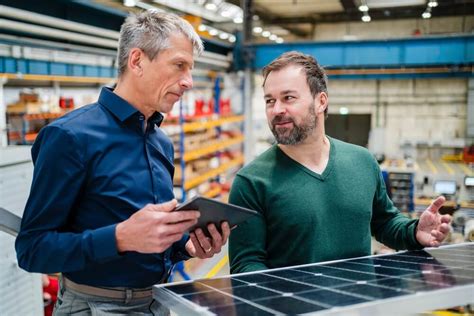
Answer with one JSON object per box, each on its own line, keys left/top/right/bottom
{"left": 262, "top": 51, "right": 328, "bottom": 116}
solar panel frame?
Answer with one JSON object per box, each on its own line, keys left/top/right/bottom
{"left": 153, "top": 243, "right": 474, "bottom": 315}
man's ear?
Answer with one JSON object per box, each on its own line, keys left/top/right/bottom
{"left": 316, "top": 92, "right": 328, "bottom": 114}
{"left": 128, "top": 48, "right": 143, "bottom": 76}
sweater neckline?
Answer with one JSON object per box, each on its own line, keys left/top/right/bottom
{"left": 276, "top": 136, "right": 336, "bottom": 181}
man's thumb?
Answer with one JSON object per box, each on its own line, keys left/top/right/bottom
{"left": 150, "top": 199, "right": 178, "bottom": 212}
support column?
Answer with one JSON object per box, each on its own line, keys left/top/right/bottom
{"left": 0, "top": 77, "right": 8, "bottom": 147}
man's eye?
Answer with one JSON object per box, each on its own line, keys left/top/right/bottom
{"left": 265, "top": 99, "right": 275, "bottom": 106}
{"left": 284, "top": 96, "right": 295, "bottom": 101}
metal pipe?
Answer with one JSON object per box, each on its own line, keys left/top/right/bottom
{"left": 0, "top": 18, "right": 118, "bottom": 48}
{"left": 242, "top": 0, "right": 254, "bottom": 163}
{"left": 0, "top": 5, "right": 119, "bottom": 39}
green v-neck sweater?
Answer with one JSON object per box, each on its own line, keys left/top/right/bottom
{"left": 229, "top": 137, "right": 422, "bottom": 274}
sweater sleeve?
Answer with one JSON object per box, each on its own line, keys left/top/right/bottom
{"left": 229, "top": 175, "right": 269, "bottom": 274}
{"left": 371, "top": 163, "right": 423, "bottom": 251}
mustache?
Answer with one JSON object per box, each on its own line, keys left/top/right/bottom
{"left": 271, "top": 115, "right": 294, "bottom": 125}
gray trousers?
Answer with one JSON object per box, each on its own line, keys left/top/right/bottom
{"left": 53, "top": 277, "right": 169, "bottom": 316}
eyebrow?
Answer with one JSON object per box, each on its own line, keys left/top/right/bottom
{"left": 264, "top": 90, "right": 298, "bottom": 99}
{"left": 172, "top": 57, "right": 194, "bottom": 69}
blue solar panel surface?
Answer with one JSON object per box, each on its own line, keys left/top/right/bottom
{"left": 153, "top": 243, "right": 474, "bottom": 315}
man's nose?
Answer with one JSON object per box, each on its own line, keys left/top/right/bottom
{"left": 180, "top": 72, "right": 193, "bottom": 90}
{"left": 272, "top": 100, "right": 286, "bottom": 115}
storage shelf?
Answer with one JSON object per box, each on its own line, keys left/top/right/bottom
{"left": 182, "top": 115, "right": 244, "bottom": 132}
{"left": 183, "top": 135, "right": 244, "bottom": 162}
{"left": 1, "top": 73, "right": 114, "bottom": 84}
{"left": 203, "top": 186, "right": 222, "bottom": 198}
{"left": 184, "top": 155, "right": 244, "bottom": 190}
{"left": 387, "top": 171, "right": 414, "bottom": 212}
{"left": 8, "top": 112, "right": 65, "bottom": 120}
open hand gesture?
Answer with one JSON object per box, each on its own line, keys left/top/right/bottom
{"left": 416, "top": 196, "right": 452, "bottom": 247}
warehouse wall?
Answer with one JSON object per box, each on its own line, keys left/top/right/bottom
{"left": 251, "top": 75, "right": 467, "bottom": 159}
{"left": 329, "top": 78, "right": 466, "bottom": 158}
{"left": 313, "top": 16, "right": 474, "bottom": 41}
{"left": 0, "top": 146, "right": 43, "bottom": 316}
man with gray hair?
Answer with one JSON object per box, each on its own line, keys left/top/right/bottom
{"left": 16, "top": 10, "right": 230, "bottom": 315}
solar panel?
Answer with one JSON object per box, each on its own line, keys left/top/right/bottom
{"left": 153, "top": 243, "right": 474, "bottom": 315}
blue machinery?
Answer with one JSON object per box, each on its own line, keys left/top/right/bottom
{"left": 237, "top": 34, "right": 474, "bottom": 79}
{"left": 1, "top": 35, "right": 473, "bottom": 80}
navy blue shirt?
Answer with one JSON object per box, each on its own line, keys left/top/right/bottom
{"left": 16, "top": 87, "right": 190, "bottom": 288}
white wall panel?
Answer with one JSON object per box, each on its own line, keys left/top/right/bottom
{"left": 0, "top": 146, "right": 42, "bottom": 316}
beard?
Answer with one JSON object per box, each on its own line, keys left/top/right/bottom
{"left": 270, "top": 104, "right": 317, "bottom": 145}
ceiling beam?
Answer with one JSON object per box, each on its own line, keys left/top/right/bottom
{"left": 340, "top": 0, "right": 357, "bottom": 11}
{"left": 226, "top": 0, "right": 310, "bottom": 37}
{"left": 263, "top": 3, "right": 474, "bottom": 24}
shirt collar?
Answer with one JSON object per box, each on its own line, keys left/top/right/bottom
{"left": 98, "top": 86, "right": 163, "bottom": 128}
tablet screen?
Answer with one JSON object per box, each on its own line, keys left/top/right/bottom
{"left": 175, "top": 196, "right": 259, "bottom": 237}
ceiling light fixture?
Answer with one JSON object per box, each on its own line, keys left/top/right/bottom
{"left": 358, "top": 4, "right": 369, "bottom": 12}
{"left": 253, "top": 26, "right": 263, "bottom": 33}
{"left": 276, "top": 38, "right": 284, "bottom": 44}
{"left": 205, "top": 2, "right": 217, "bottom": 11}
{"left": 422, "top": 9, "right": 431, "bottom": 19}
{"left": 339, "top": 107, "right": 349, "bottom": 115}
{"left": 220, "top": 10, "right": 231, "bottom": 17}
{"left": 262, "top": 31, "right": 271, "bottom": 37}
{"left": 123, "top": 0, "right": 136, "bottom": 7}
{"left": 361, "top": 13, "right": 371, "bottom": 22}
{"left": 428, "top": 0, "right": 438, "bottom": 8}
{"left": 196, "top": 23, "right": 236, "bottom": 43}
{"left": 269, "top": 34, "right": 277, "bottom": 41}
{"left": 233, "top": 16, "right": 243, "bottom": 23}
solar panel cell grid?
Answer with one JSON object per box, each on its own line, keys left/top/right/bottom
{"left": 153, "top": 243, "right": 474, "bottom": 315}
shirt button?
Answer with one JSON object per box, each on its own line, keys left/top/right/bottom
{"left": 139, "top": 115, "right": 144, "bottom": 120}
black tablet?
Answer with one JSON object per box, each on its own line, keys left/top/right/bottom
{"left": 174, "top": 196, "right": 259, "bottom": 237}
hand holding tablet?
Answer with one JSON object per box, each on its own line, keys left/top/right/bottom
{"left": 174, "top": 196, "right": 259, "bottom": 237}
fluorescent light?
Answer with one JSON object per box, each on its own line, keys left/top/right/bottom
{"left": 358, "top": 4, "right": 369, "bottom": 12}
{"left": 220, "top": 10, "right": 231, "bottom": 17}
{"left": 422, "top": 10, "right": 431, "bottom": 18}
{"left": 362, "top": 14, "right": 371, "bottom": 22}
{"left": 233, "top": 16, "right": 243, "bottom": 23}
{"left": 198, "top": 24, "right": 206, "bottom": 32}
{"left": 269, "top": 34, "right": 277, "bottom": 41}
{"left": 229, "top": 35, "right": 236, "bottom": 43}
{"left": 209, "top": 29, "right": 218, "bottom": 36}
{"left": 262, "top": 31, "right": 271, "bottom": 37}
{"left": 276, "top": 38, "right": 284, "bottom": 44}
{"left": 123, "top": 0, "right": 136, "bottom": 7}
{"left": 339, "top": 107, "right": 349, "bottom": 115}
{"left": 428, "top": 1, "right": 438, "bottom": 7}
{"left": 253, "top": 26, "right": 263, "bottom": 33}
{"left": 205, "top": 2, "right": 217, "bottom": 11}
{"left": 219, "top": 32, "right": 229, "bottom": 40}
{"left": 365, "top": 0, "right": 425, "bottom": 8}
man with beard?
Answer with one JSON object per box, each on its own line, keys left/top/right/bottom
{"left": 228, "top": 51, "right": 451, "bottom": 273}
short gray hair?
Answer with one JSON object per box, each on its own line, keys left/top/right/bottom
{"left": 117, "top": 10, "right": 204, "bottom": 77}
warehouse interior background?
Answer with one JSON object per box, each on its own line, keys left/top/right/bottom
{"left": 0, "top": 0, "right": 473, "bottom": 315}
